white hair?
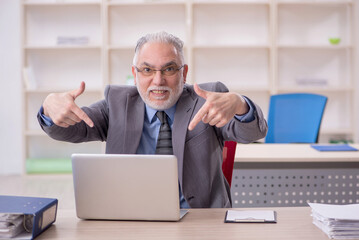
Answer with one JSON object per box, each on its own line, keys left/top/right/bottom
{"left": 133, "top": 31, "right": 185, "bottom": 66}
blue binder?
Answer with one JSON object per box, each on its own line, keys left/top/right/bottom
{"left": 0, "top": 195, "right": 58, "bottom": 239}
{"left": 311, "top": 144, "right": 358, "bottom": 152}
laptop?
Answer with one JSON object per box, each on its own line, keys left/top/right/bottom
{"left": 71, "top": 153, "right": 188, "bottom": 221}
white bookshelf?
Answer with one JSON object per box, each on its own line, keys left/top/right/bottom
{"left": 22, "top": 0, "right": 105, "bottom": 173}
{"left": 275, "top": 0, "right": 355, "bottom": 143}
{"left": 21, "top": 0, "right": 357, "bottom": 173}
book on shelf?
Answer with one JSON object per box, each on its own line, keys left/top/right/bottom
{"left": 56, "top": 36, "right": 89, "bottom": 46}
{"left": 295, "top": 77, "right": 328, "bottom": 87}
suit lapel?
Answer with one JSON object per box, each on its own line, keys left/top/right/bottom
{"left": 173, "top": 87, "right": 198, "bottom": 186}
{"left": 124, "top": 93, "right": 145, "bottom": 153}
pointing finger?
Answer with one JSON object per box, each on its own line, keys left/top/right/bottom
{"left": 72, "top": 105, "right": 94, "bottom": 128}
{"left": 188, "top": 104, "right": 209, "bottom": 131}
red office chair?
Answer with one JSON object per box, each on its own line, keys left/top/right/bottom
{"left": 222, "top": 141, "right": 237, "bottom": 187}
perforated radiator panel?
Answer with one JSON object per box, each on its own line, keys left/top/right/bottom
{"left": 231, "top": 162, "right": 359, "bottom": 208}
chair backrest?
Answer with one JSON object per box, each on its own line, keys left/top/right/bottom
{"left": 265, "top": 93, "right": 327, "bottom": 143}
{"left": 222, "top": 141, "right": 237, "bottom": 187}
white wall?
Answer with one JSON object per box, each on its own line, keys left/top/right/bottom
{"left": 0, "top": 0, "right": 22, "bottom": 175}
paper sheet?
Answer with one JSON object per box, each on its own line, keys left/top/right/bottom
{"left": 309, "top": 203, "right": 359, "bottom": 221}
{"left": 309, "top": 203, "right": 359, "bottom": 239}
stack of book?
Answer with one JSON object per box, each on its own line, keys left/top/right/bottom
{"left": 309, "top": 203, "right": 359, "bottom": 239}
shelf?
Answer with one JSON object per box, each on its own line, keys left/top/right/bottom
{"left": 25, "top": 88, "right": 102, "bottom": 94}
{"left": 108, "top": 45, "right": 135, "bottom": 51}
{"left": 24, "top": 1, "right": 101, "bottom": 6}
{"left": 277, "top": 45, "right": 353, "bottom": 50}
{"left": 277, "top": 1, "right": 353, "bottom": 6}
{"left": 108, "top": 4, "right": 186, "bottom": 47}
{"left": 193, "top": 3, "right": 270, "bottom": 46}
{"left": 193, "top": 44, "right": 270, "bottom": 49}
{"left": 25, "top": 4, "right": 101, "bottom": 47}
{"left": 192, "top": 1, "right": 269, "bottom": 5}
{"left": 277, "top": 3, "right": 351, "bottom": 46}
{"left": 278, "top": 48, "right": 351, "bottom": 88}
{"left": 108, "top": 1, "right": 186, "bottom": 6}
{"left": 25, "top": 45, "right": 102, "bottom": 50}
{"left": 193, "top": 48, "right": 270, "bottom": 89}
{"left": 25, "top": 49, "right": 102, "bottom": 90}
{"left": 277, "top": 87, "right": 353, "bottom": 93}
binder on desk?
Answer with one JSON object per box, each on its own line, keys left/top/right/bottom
{"left": 225, "top": 210, "right": 277, "bottom": 223}
{"left": 310, "top": 144, "right": 358, "bottom": 152}
{"left": 0, "top": 195, "right": 58, "bottom": 239}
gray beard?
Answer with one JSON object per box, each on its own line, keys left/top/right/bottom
{"left": 137, "top": 82, "right": 184, "bottom": 110}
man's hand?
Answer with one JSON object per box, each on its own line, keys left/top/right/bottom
{"left": 43, "top": 81, "right": 94, "bottom": 128}
{"left": 188, "top": 84, "right": 249, "bottom": 131}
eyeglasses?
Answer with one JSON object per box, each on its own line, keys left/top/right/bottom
{"left": 135, "top": 65, "right": 184, "bottom": 77}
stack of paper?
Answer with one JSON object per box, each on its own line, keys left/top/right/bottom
{"left": 309, "top": 203, "right": 359, "bottom": 239}
{"left": 0, "top": 213, "right": 28, "bottom": 238}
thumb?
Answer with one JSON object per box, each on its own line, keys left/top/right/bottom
{"left": 70, "top": 81, "right": 86, "bottom": 99}
{"left": 194, "top": 83, "right": 209, "bottom": 100}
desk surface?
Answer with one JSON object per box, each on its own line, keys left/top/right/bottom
{"left": 0, "top": 175, "right": 334, "bottom": 240}
{"left": 37, "top": 207, "right": 332, "bottom": 240}
{"left": 235, "top": 144, "right": 359, "bottom": 162}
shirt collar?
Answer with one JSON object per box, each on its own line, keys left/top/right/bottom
{"left": 145, "top": 104, "right": 177, "bottom": 124}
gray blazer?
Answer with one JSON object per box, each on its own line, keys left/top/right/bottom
{"left": 38, "top": 82, "right": 267, "bottom": 208}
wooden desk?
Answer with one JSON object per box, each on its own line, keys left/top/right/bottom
{"left": 231, "top": 144, "right": 359, "bottom": 208}
{"left": 37, "top": 207, "right": 331, "bottom": 240}
{"left": 0, "top": 175, "right": 333, "bottom": 240}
